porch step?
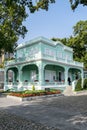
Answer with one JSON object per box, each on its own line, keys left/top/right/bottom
{"left": 63, "top": 86, "right": 75, "bottom": 96}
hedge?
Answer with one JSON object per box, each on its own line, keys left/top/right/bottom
{"left": 75, "top": 78, "right": 87, "bottom": 91}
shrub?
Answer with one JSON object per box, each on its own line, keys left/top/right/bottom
{"left": 0, "top": 64, "right": 4, "bottom": 68}
{"left": 9, "top": 89, "right": 61, "bottom": 97}
{"left": 5, "top": 89, "right": 14, "bottom": 92}
{"left": 32, "top": 85, "right": 35, "bottom": 91}
{"left": 83, "top": 78, "right": 87, "bottom": 89}
{"left": 75, "top": 79, "right": 82, "bottom": 91}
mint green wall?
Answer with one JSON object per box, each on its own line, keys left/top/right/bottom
{"left": 41, "top": 42, "right": 73, "bottom": 61}
{"left": 64, "top": 50, "right": 73, "bottom": 61}
{"left": 56, "top": 45, "right": 73, "bottom": 61}
{"left": 15, "top": 38, "right": 73, "bottom": 62}
{"left": 41, "top": 43, "right": 55, "bottom": 59}
{"left": 45, "top": 65, "right": 64, "bottom": 71}
{"left": 23, "top": 69, "right": 30, "bottom": 82}
{"left": 14, "top": 70, "right": 18, "bottom": 81}
{"left": 16, "top": 44, "right": 40, "bottom": 60}
{"left": 56, "top": 44, "right": 63, "bottom": 51}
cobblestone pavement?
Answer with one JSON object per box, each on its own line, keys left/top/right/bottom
{"left": 0, "top": 110, "right": 57, "bottom": 130}
{"left": 0, "top": 94, "right": 87, "bottom": 130}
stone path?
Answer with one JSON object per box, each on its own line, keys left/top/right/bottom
{"left": 63, "top": 86, "right": 75, "bottom": 96}
{"left": 0, "top": 93, "right": 87, "bottom": 130}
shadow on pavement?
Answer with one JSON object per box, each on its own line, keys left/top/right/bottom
{"left": 0, "top": 95, "right": 87, "bottom": 129}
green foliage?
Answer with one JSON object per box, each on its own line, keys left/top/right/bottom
{"left": 0, "top": 0, "right": 55, "bottom": 55}
{"left": 75, "top": 79, "right": 82, "bottom": 91}
{"left": 5, "top": 89, "right": 11, "bottom": 92}
{"left": 4, "top": 88, "right": 15, "bottom": 92}
{"left": 2, "top": 0, "right": 55, "bottom": 13}
{"left": 1, "top": 0, "right": 87, "bottom": 56}
{"left": 0, "top": 0, "right": 28, "bottom": 55}
{"left": 0, "top": 64, "right": 4, "bottom": 68}
{"left": 70, "top": 0, "right": 87, "bottom": 10}
{"left": 9, "top": 89, "right": 61, "bottom": 97}
{"left": 13, "top": 89, "right": 61, "bottom": 96}
{"left": 83, "top": 78, "right": 87, "bottom": 89}
{"left": 52, "top": 20, "right": 87, "bottom": 69}
{"left": 75, "top": 78, "right": 87, "bottom": 91}
{"left": 24, "top": 90, "right": 45, "bottom": 94}
{"left": 69, "top": 21, "right": 87, "bottom": 68}
{"left": 5, "top": 57, "right": 15, "bottom": 61}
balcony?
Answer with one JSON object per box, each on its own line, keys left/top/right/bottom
{"left": 5, "top": 54, "right": 83, "bottom": 68}
{"left": 42, "top": 54, "right": 83, "bottom": 68}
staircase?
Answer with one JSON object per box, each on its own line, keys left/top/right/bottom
{"left": 63, "top": 86, "right": 75, "bottom": 96}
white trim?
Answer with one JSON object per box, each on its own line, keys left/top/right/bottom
{"left": 5, "top": 57, "right": 83, "bottom": 69}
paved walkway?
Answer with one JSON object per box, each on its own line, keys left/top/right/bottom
{"left": 0, "top": 93, "right": 87, "bottom": 130}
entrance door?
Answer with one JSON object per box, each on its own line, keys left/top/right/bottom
{"left": 59, "top": 71, "right": 62, "bottom": 82}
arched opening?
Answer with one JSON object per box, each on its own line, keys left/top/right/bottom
{"left": 22, "top": 64, "right": 38, "bottom": 84}
{"left": 44, "top": 64, "right": 65, "bottom": 83}
{"left": 68, "top": 68, "right": 81, "bottom": 82}
{"left": 6, "top": 67, "right": 18, "bottom": 84}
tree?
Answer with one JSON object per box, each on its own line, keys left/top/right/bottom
{"left": 72, "top": 21, "right": 87, "bottom": 68}
{"left": 3, "top": 0, "right": 87, "bottom": 11}
{"left": 0, "top": 0, "right": 28, "bottom": 56}
{"left": 69, "top": 0, "right": 87, "bottom": 10}
{"left": 0, "top": 0, "right": 87, "bottom": 56}
{"left": 0, "top": 0, "right": 55, "bottom": 56}
{"left": 2, "top": 0, "right": 55, "bottom": 12}
{"left": 52, "top": 20, "right": 87, "bottom": 68}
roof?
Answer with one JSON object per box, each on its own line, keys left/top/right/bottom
{"left": 17, "top": 36, "right": 73, "bottom": 52}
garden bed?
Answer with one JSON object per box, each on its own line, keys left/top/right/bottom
{"left": 7, "top": 89, "right": 62, "bottom": 101}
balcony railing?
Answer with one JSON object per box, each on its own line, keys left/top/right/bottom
{"left": 4, "top": 80, "right": 66, "bottom": 91}
{"left": 5, "top": 54, "right": 83, "bottom": 68}
{"left": 5, "top": 80, "right": 65, "bottom": 86}
{"left": 42, "top": 55, "right": 83, "bottom": 67}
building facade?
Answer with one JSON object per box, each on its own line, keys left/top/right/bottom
{"left": 4, "top": 37, "right": 84, "bottom": 91}
{"left": 0, "top": 53, "right": 4, "bottom": 88}
{"left": 0, "top": 52, "right": 13, "bottom": 88}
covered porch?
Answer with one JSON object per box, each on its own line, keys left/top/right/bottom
{"left": 4, "top": 62, "right": 83, "bottom": 91}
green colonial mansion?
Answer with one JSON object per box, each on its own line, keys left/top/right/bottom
{"left": 4, "top": 36, "right": 84, "bottom": 91}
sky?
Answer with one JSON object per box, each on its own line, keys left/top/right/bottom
{"left": 17, "top": 1, "right": 87, "bottom": 44}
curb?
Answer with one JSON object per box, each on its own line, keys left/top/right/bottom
{"left": 7, "top": 94, "right": 64, "bottom": 102}
{"left": 75, "top": 90, "right": 87, "bottom": 95}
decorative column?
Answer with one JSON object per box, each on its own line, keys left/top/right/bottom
{"left": 4, "top": 69, "right": 8, "bottom": 91}
{"left": 38, "top": 63, "right": 44, "bottom": 86}
{"left": 18, "top": 67, "right": 23, "bottom": 86}
{"left": 64, "top": 67, "right": 69, "bottom": 85}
